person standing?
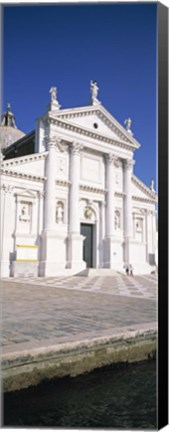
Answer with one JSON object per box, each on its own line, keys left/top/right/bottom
{"left": 129, "top": 264, "right": 134, "bottom": 276}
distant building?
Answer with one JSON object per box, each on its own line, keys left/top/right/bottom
{"left": 0, "top": 103, "right": 25, "bottom": 151}
{"left": 0, "top": 83, "right": 157, "bottom": 277}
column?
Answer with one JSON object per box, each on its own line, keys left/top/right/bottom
{"left": 123, "top": 158, "right": 135, "bottom": 263}
{"left": 67, "top": 142, "right": 86, "bottom": 272}
{"left": 104, "top": 153, "right": 118, "bottom": 268}
{"left": 106, "top": 153, "right": 117, "bottom": 236}
{"left": 44, "top": 137, "right": 58, "bottom": 231}
{"left": 69, "top": 142, "right": 83, "bottom": 234}
{"left": 42, "top": 135, "right": 61, "bottom": 276}
{"left": 145, "top": 210, "right": 149, "bottom": 262}
{"left": 151, "top": 209, "right": 157, "bottom": 260}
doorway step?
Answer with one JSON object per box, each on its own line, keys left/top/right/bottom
{"left": 77, "top": 268, "right": 118, "bottom": 277}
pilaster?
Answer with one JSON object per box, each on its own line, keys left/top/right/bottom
{"left": 104, "top": 153, "right": 119, "bottom": 268}
{"left": 67, "top": 141, "right": 86, "bottom": 272}
{"left": 123, "top": 158, "right": 135, "bottom": 263}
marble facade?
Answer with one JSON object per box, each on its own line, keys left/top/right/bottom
{"left": 0, "top": 83, "right": 157, "bottom": 277}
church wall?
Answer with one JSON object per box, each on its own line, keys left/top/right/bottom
{"left": 1, "top": 180, "right": 16, "bottom": 277}
{"left": 35, "top": 118, "right": 47, "bottom": 153}
{"left": 80, "top": 150, "right": 105, "bottom": 188}
{"left": 0, "top": 173, "right": 45, "bottom": 276}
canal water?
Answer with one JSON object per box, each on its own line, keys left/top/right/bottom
{"left": 3, "top": 360, "right": 157, "bottom": 429}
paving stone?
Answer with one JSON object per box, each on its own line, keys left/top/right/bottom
{"left": 2, "top": 275, "right": 157, "bottom": 355}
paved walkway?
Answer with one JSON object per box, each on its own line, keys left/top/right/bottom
{"left": 3, "top": 273, "right": 157, "bottom": 299}
{"left": 2, "top": 274, "right": 157, "bottom": 355}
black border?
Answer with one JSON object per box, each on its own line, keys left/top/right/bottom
{"left": 158, "top": 2, "right": 168, "bottom": 429}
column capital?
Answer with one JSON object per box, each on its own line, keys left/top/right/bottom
{"left": 124, "top": 158, "right": 135, "bottom": 170}
{"left": 45, "top": 135, "right": 67, "bottom": 152}
{"left": 106, "top": 153, "right": 119, "bottom": 166}
{"left": 71, "top": 141, "right": 83, "bottom": 155}
{"left": 1, "top": 184, "right": 14, "bottom": 194}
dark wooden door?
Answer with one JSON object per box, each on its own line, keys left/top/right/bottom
{"left": 81, "top": 224, "right": 93, "bottom": 268}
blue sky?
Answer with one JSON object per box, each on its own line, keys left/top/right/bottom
{"left": 3, "top": 3, "right": 157, "bottom": 188}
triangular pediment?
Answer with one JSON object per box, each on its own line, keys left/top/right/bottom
{"left": 52, "top": 104, "right": 140, "bottom": 149}
{"left": 132, "top": 175, "right": 157, "bottom": 202}
{"left": 18, "top": 189, "right": 37, "bottom": 198}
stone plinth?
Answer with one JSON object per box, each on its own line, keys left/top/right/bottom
{"left": 67, "top": 233, "right": 86, "bottom": 273}
{"left": 12, "top": 261, "right": 38, "bottom": 277}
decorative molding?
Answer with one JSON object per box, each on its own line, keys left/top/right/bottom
{"left": 80, "top": 184, "right": 106, "bottom": 194}
{"left": 115, "top": 191, "right": 125, "bottom": 197}
{"left": 55, "top": 179, "right": 70, "bottom": 187}
{"left": 1, "top": 152, "right": 47, "bottom": 168}
{"left": 1, "top": 168, "right": 46, "bottom": 182}
{"left": 132, "top": 195, "right": 156, "bottom": 204}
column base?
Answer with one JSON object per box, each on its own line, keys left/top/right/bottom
{"left": 40, "top": 230, "right": 67, "bottom": 276}
{"left": 67, "top": 233, "right": 86, "bottom": 273}
{"left": 103, "top": 236, "right": 117, "bottom": 268}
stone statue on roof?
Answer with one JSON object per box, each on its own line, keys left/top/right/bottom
{"left": 90, "top": 81, "right": 99, "bottom": 98}
{"left": 49, "top": 87, "right": 57, "bottom": 102}
{"left": 90, "top": 80, "right": 101, "bottom": 106}
{"left": 48, "top": 87, "right": 60, "bottom": 111}
{"left": 124, "top": 118, "right": 133, "bottom": 135}
{"left": 150, "top": 178, "right": 155, "bottom": 192}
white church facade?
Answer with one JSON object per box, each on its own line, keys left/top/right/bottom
{"left": 0, "top": 82, "right": 157, "bottom": 277}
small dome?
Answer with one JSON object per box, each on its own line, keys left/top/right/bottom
{"left": 0, "top": 103, "right": 25, "bottom": 151}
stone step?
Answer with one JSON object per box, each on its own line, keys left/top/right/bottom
{"left": 76, "top": 268, "right": 118, "bottom": 277}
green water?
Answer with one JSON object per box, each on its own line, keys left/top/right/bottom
{"left": 3, "top": 360, "right": 157, "bottom": 429}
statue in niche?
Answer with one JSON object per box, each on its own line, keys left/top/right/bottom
{"left": 115, "top": 211, "right": 120, "bottom": 230}
{"left": 136, "top": 219, "right": 142, "bottom": 232}
{"left": 56, "top": 202, "right": 64, "bottom": 224}
{"left": 19, "top": 204, "right": 30, "bottom": 222}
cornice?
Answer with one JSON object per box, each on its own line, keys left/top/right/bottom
{"left": 80, "top": 184, "right": 106, "bottom": 194}
{"left": 132, "top": 195, "right": 156, "bottom": 204}
{"left": 55, "top": 179, "right": 70, "bottom": 187}
{"left": 2, "top": 152, "right": 48, "bottom": 168}
{"left": 115, "top": 192, "right": 124, "bottom": 198}
{"left": 1, "top": 168, "right": 46, "bottom": 182}
{"left": 132, "top": 174, "right": 157, "bottom": 200}
{"left": 48, "top": 116, "right": 137, "bottom": 151}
